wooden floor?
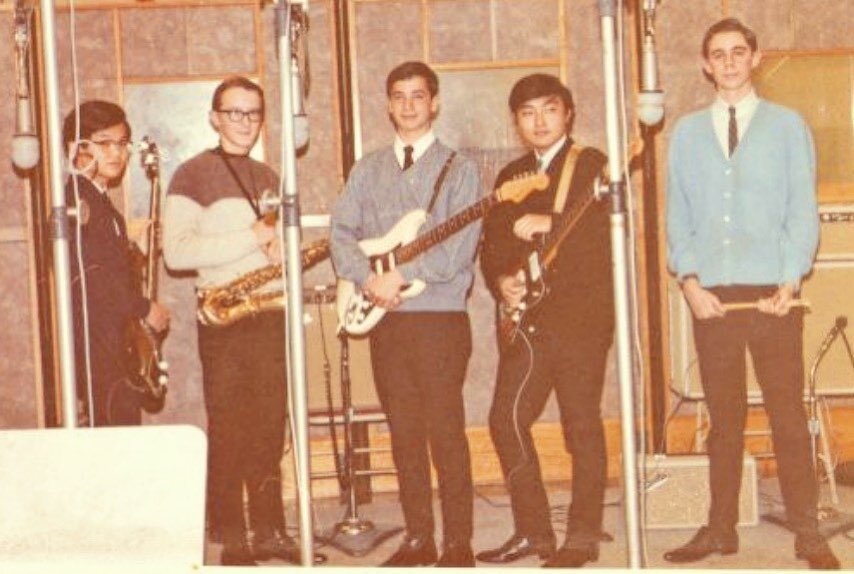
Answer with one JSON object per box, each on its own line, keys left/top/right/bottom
{"left": 205, "top": 478, "right": 854, "bottom": 569}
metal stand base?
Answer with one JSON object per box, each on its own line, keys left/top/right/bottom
{"left": 320, "top": 518, "right": 402, "bottom": 557}
{"left": 763, "top": 507, "right": 854, "bottom": 540}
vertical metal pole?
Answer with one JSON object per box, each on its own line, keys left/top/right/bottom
{"left": 274, "top": 0, "right": 315, "bottom": 566}
{"left": 39, "top": 0, "right": 78, "bottom": 429}
{"left": 597, "top": 0, "right": 642, "bottom": 567}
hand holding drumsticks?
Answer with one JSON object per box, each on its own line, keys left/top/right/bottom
{"left": 682, "top": 279, "right": 806, "bottom": 319}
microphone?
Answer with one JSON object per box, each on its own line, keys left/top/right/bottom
{"left": 12, "top": 0, "right": 39, "bottom": 170}
{"left": 816, "top": 315, "right": 848, "bottom": 358}
{"left": 637, "top": 0, "right": 664, "bottom": 126}
{"left": 291, "top": 54, "right": 310, "bottom": 149}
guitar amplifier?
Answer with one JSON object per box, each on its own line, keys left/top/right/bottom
{"left": 643, "top": 454, "right": 758, "bottom": 529}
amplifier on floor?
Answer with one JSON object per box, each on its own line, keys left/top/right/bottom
{"left": 643, "top": 454, "right": 758, "bottom": 529}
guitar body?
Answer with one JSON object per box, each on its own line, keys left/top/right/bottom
{"left": 336, "top": 172, "right": 549, "bottom": 336}
{"left": 126, "top": 319, "right": 168, "bottom": 412}
{"left": 337, "top": 209, "right": 428, "bottom": 336}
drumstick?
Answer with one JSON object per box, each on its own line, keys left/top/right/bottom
{"left": 722, "top": 299, "right": 811, "bottom": 311}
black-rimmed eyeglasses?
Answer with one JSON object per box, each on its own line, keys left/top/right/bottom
{"left": 216, "top": 108, "right": 264, "bottom": 123}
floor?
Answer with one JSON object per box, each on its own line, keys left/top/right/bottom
{"left": 204, "top": 477, "right": 854, "bottom": 569}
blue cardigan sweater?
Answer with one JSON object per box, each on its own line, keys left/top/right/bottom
{"left": 666, "top": 99, "right": 819, "bottom": 288}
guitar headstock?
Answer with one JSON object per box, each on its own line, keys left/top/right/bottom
{"left": 495, "top": 172, "right": 550, "bottom": 203}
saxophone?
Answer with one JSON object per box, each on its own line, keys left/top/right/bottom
{"left": 197, "top": 238, "right": 330, "bottom": 327}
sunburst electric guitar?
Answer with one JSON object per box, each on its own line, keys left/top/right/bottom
{"left": 337, "top": 172, "right": 549, "bottom": 335}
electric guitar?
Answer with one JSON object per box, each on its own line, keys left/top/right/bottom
{"left": 126, "top": 137, "right": 169, "bottom": 412}
{"left": 337, "top": 172, "right": 549, "bottom": 335}
{"left": 498, "top": 188, "right": 599, "bottom": 351}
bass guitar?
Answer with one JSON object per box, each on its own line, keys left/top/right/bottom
{"left": 126, "top": 137, "right": 169, "bottom": 411}
{"left": 337, "top": 172, "right": 549, "bottom": 335}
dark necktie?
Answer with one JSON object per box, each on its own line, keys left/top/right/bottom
{"left": 402, "top": 145, "right": 414, "bottom": 170}
{"left": 728, "top": 106, "right": 738, "bottom": 157}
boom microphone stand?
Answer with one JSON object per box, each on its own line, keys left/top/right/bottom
{"left": 597, "top": 0, "right": 643, "bottom": 567}
{"left": 37, "top": 0, "right": 79, "bottom": 428}
{"left": 273, "top": 0, "right": 315, "bottom": 565}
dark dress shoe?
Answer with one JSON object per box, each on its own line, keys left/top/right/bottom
{"left": 664, "top": 526, "right": 738, "bottom": 563}
{"left": 381, "top": 535, "right": 438, "bottom": 567}
{"left": 437, "top": 541, "right": 475, "bottom": 567}
{"left": 253, "top": 531, "right": 328, "bottom": 565}
{"left": 476, "top": 535, "right": 555, "bottom": 563}
{"left": 221, "top": 538, "right": 258, "bottom": 566}
{"left": 542, "top": 543, "right": 598, "bottom": 568}
{"left": 796, "top": 534, "right": 841, "bottom": 570}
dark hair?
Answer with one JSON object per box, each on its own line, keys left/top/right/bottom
{"left": 62, "top": 100, "right": 131, "bottom": 152}
{"left": 385, "top": 61, "right": 439, "bottom": 97}
{"left": 701, "top": 18, "right": 758, "bottom": 58}
{"left": 211, "top": 75, "right": 265, "bottom": 114}
{"left": 508, "top": 74, "right": 574, "bottom": 114}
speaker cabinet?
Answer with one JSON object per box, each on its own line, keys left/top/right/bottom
{"left": 644, "top": 454, "right": 758, "bottom": 529}
{"left": 303, "top": 297, "right": 378, "bottom": 412}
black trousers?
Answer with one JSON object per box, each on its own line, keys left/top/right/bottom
{"left": 198, "top": 312, "right": 288, "bottom": 543}
{"left": 694, "top": 285, "right": 818, "bottom": 536}
{"left": 489, "top": 316, "right": 613, "bottom": 546}
{"left": 79, "top": 325, "right": 142, "bottom": 427}
{"left": 370, "top": 312, "right": 474, "bottom": 544}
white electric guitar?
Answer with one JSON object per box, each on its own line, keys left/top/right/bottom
{"left": 337, "top": 172, "right": 549, "bottom": 335}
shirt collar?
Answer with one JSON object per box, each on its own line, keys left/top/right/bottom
{"left": 712, "top": 89, "right": 760, "bottom": 118}
{"left": 535, "top": 134, "right": 568, "bottom": 172}
{"left": 394, "top": 131, "right": 436, "bottom": 168}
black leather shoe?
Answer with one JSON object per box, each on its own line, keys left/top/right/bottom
{"left": 253, "top": 531, "right": 328, "bottom": 565}
{"left": 476, "top": 534, "right": 555, "bottom": 563}
{"left": 664, "top": 526, "right": 738, "bottom": 563}
{"left": 437, "top": 540, "right": 475, "bottom": 567}
{"left": 381, "top": 534, "right": 438, "bottom": 567}
{"left": 542, "top": 543, "right": 598, "bottom": 568}
{"left": 796, "top": 534, "right": 841, "bottom": 570}
{"left": 221, "top": 538, "right": 258, "bottom": 566}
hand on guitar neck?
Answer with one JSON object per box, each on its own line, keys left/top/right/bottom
{"left": 144, "top": 301, "right": 170, "bottom": 332}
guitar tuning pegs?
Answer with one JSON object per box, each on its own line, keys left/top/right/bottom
{"left": 158, "top": 360, "right": 169, "bottom": 370}
{"left": 158, "top": 375, "right": 168, "bottom": 386}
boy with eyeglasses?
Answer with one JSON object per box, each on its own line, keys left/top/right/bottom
{"left": 163, "top": 76, "right": 325, "bottom": 566}
{"left": 62, "top": 100, "right": 171, "bottom": 427}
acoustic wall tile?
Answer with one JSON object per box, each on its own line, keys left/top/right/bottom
{"left": 121, "top": 7, "right": 189, "bottom": 78}
{"left": 354, "top": 0, "right": 423, "bottom": 156}
{"left": 792, "top": 0, "right": 854, "bottom": 50}
{"left": 186, "top": 5, "right": 256, "bottom": 76}
{"left": 494, "top": 0, "right": 560, "bottom": 61}
{"left": 429, "top": 0, "right": 492, "bottom": 63}
{"left": 0, "top": 244, "right": 37, "bottom": 429}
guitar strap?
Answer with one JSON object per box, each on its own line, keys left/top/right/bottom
{"left": 551, "top": 144, "right": 585, "bottom": 214}
{"left": 425, "top": 151, "right": 457, "bottom": 214}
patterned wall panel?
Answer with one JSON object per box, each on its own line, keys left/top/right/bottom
{"left": 121, "top": 8, "right": 189, "bottom": 78}
{"left": 0, "top": 243, "right": 38, "bottom": 428}
{"left": 429, "top": 0, "right": 492, "bottom": 62}
{"left": 354, "top": 0, "right": 423, "bottom": 156}
{"left": 186, "top": 5, "right": 256, "bottom": 76}
{"left": 494, "top": 0, "right": 560, "bottom": 61}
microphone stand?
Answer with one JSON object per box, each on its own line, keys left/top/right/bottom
{"left": 273, "top": 0, "right": 315, "bottom": 565}
{"left": 597, "top": 0, "right": 643, "bottom": 567}
{"left": 37, "top": 0, "right": 79, "bottom": 428}
{"left": 806, "top": 319, "right": 854, "bottom": 538}
{"left": 321, "top": 332, "right": 402, "bottom": 556}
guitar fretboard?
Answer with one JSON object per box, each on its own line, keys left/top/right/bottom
{"left": 394, "top": 194, "right": 500, "bottom": 264}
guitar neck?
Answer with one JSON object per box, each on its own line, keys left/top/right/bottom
{"left": 539, "top": 191, "right": 596, "bottom": 271}
{"left": 143, "top": 174, "right": 161, "bottom": 301}
{"left": 394, "top": 193, "right": 499, "bottom": 265}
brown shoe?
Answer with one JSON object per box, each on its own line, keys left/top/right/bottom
{"left": 796, "top": 534, "right": 841, "bottom": 570}
{"left": 542, "top": 543, "right": 598, "bottom": 568}
{"left": 476, "top": 534, "right": 555, "bottom": 564}
{"left": 381, "top": 534, "right": 438, "bottom": 567}
{"left": 664, "top": 526, "right": 738, "bottom": 563}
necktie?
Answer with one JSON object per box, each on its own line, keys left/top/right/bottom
{"left": 728, "top": 106, "right": 738, "bottom": 157}
{"left": 536, "top": 156, "right": 545, "bottom": 173}
{"left": 402, "top": 145, "right": 414, "bottom": 170}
